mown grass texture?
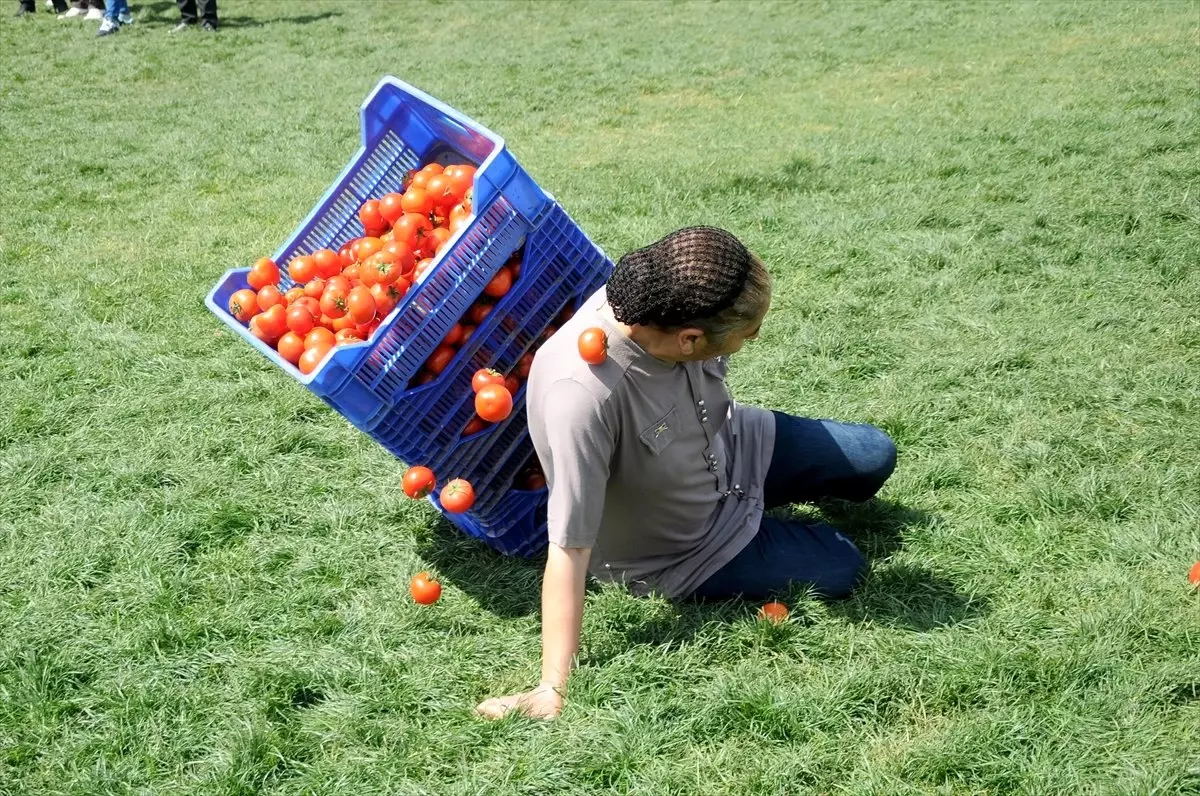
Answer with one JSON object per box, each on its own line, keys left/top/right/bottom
{"left": 1, "top": 1, "right": 1198, "bottom": 794}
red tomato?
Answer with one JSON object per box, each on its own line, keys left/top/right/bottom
{"left": 439, "top": 479, "right": 475, "bottom": 513}
{"left": 522, "top": 473, "right": 546, "bottom": 491}
{"left": 425, "top": 174, "right": 454, "bottom": 211}
{"left": 276, "top": 331, "right": 306, "bottom": 365}
{"left": 303, "top": 277, "right": 327, "bottom": 299}
{"left": 294, "top": 296, "right": 321, "bottom": 318}
{"left": 298, "top": 342, "right": 332, "bottom": 375}
{"left": 409, "top": 169, "right": 432, "bottom": 191}
{"left": 1190, "top": 561, "right": 1200, "bottom": 586}
{"left": 468, "top": 303, "right": 493, "bottom": 326}
{"left": 247, "top": 257, "right": 280, "bottom": 290}
{"left": 284, "top": 286, "right": 305, "bottom": 305}
{"left": 472, "top": 368, "right": 505, "bottom": 393}
{"left": 358, "top": 199, "right": 385, "bottom": 232}
{"left": 400, "top": 186, "right": 433, "bottom": 216}
{"left": 443, "top": 167, "right": 474, "bottom": 201}
{"left": 304, "top": 327, "right": 336, "bottom": 350}
{"left": 394, "top": 213, "right": 432, "bottom": 250}
{"left": 402, "top": 466, "right": 436, "bottom": 499}
{"left": 338, "top": 241, "right": 357, "bottom": 267}
{"left": 409, "top": 571, "right": 442, "bottom": 605}
{"left": 382, "top": 240, "right": 417, "bottom": 277}
{"left": 353, "top": 237, "right": 384, "bottom": 262}
{"left": 248, "top": 315, "right": 275, "bottom": 344}
{"left": 516, "top": 352, "right": 535, "bottom": 380}
{"left": 425, "top": 344, "right": 457, "bottom": 375}
{"left": 346, "top": 285, "right": 377, "bottom": 325}
{"left": 379, "top": 192, "right": 406, "bottom": 226}
{"left": 257, "top": 304, "right": 289, "bottom": 340}
{"left": 228, "top": 289, "right": 259, "bottom": 323}
{"left": 504, "top": 375, "right": 520, "bottom": 395}
{"left": 442, "top": 322, "right": 465, "bottom": 348}
{"left": 286, "top": 305, "right": 316, "bottom": 336}
{"left": 422, "top": 227, "right": 452, "bottom": 258}
{"left": 578, "top": 327, "right": 608, "bottom": 365}
{"left": 413, "top": 257, "right": 435, "bottom": 282}
{"left": 448, "top": 204, "right": 470, "bottom": 235}
{"left": 312, "top": 248, "right": 342, "bottom": 279}
{"left": 474, "top": 384, "right": 513, "bottom": 423}
{"left": 758, "top": 602, "right": 789, "bottom": 623}
{"left": 484, "top": 267, "right": 513, "bottom": 299}
{"left": 369, "top": 282, "right": 399, "bottom": 318}
{"left": 325, "top": 275, "right": 351, "bottom": 293}
{"left": 463, "top": 415, "right": 489, "bottom": 436}
{"left": 342, "top": 262, "right": 362, "bottom": 283}
{"left": 331, "top": 314, "right": 358, "bottom": 333}
{"left": 288, "top": 255, "right": 317, "bottom": 284}
{"left": 420, "top": 162, "right": 444, "bottom": 176}
{"left": 256, "top": 284, "right": 285, "bottom": 311}
{"left": 335, "top": 328, "right": 363, "bottom": 345}
{"left": 320, "top": 286, "right": 349, "bottom": 319}
{"left": 459, "top": 324, "right": 477, "bottom": 344}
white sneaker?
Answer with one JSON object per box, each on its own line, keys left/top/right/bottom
{"left": 84, "top": 6, "right": 103, "bottom": 19}
{"left": 117, "top": 10, "right": 133, "bottom": 24}
{"left": 57, "top": 6, "right": 85, "bottom": 17}
{"left": 96, "top": 16, "right": 118, "bottom": 34}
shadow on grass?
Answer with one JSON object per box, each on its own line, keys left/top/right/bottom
{"left": 419, "top": 498, "right": 987, "bottom": 636}
{"left": 136, "top": 2, "right": 340, "bottom": 27}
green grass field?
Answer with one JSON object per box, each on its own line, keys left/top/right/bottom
{"left": 2, "top": 0, "right": 1199, "bottom": 793}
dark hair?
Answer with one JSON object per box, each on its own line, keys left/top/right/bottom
{"left": 607, "top": 226, "right": 771, "bottom": 342}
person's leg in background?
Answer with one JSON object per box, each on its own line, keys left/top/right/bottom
{"left": 173, "top": 0, "right": 197, "bottom": 28}
{"left": 17, "top": 0, "right": 38, "bottom": 18}
{"left": 196, "top": 0, "right": 216, "bottom": 28}
{"left": 83, "top": 0, "right": 103, "bottom": 20}
{"left": 97, "top": 0, "right": 123, "bottom": 35}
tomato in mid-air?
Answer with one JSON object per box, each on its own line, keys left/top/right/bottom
{"left": 402, "top": 465, "right": 436, "bottom": 499}
{"left": 578, "top": 327, "right": 608, "bottom": 365}
{"left": 247, "top": 257, "right": 280, "bottom": 290}
{"left": 228, "top": 289, "right": 259, "bottom": 323}
{"left": 1190, "top": 561, "right": 1200, "bottom": 586}
{"left": 758, "top": 602, "right": 789, "bottom": 623}
{"left": 472, "top": 368, "right": 505, "bottom": 393}
{"left": 439, "top": 479, "right": 475, "bottom": 513}
{"left": 409, "top": 571, "right": 442, "bottom": 605}
{"left": 474, "top": 383, "right": 513, "bottom": 423}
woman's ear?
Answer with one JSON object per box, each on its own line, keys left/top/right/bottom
{"left": 677, "top": 327, "right": 704, "bottom": 356}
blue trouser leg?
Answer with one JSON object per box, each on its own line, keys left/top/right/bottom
{"left": 692, "top": 412, "right": 897, "bottom": 600}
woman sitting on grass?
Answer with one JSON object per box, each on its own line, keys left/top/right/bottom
{"left": 476, "top": 226, "right": 896, "bottom": 720}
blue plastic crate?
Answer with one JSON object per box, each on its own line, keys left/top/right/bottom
{"left": 205, "top": 76, "right": 612, "bottom": 557}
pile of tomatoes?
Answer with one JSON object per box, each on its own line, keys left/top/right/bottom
{"left": 226, "top": 161, "right": 480, "bottom": 376}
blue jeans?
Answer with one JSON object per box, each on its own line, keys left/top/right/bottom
{"left": 104, "top": 0, "right": 126, "bottom": 19}
{"left": 691, "top": 412, "right": 897, "bottom": 601}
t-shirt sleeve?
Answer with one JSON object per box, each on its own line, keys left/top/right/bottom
{"left": 536, "top": 379, "right": 615, "bottom": 549}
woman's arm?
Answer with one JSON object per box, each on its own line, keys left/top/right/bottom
{"left": 475, "top": 542, "right": 591, "bottom": 720}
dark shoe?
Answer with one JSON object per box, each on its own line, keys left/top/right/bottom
{"left": 200, "top": 19, "right": 217, "bottom": 31}
{"left": 14, "top": 8, "right": 35, "bottom": 17}
{"left": 169, "top": 20, "right": 193, "bottom": 33}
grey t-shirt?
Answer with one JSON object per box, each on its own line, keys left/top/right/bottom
{"left": 526, "top": 287, "right": 776, "bottom": 598}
